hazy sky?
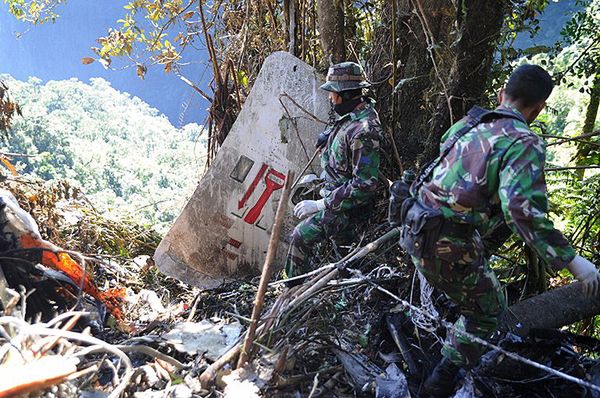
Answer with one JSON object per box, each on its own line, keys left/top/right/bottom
{"left": 0, "top": 1, "right": 210, "bottom": 127}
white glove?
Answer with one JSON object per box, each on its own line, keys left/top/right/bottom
{"left": 298, "top": 174, "right": 319, "bottom": 185}
{"left": 293, "top": 199, "right": 325, "bottom": 219}
{"left": 568, "top": 255, "right": 600, "bottom": 298}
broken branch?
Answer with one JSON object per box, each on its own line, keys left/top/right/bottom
{"left": 237, "top": 170, "right": 295, "bottom": 368}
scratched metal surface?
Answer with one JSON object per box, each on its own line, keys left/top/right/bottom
{"left": 154, "top": 52, "right": 329, "bottom": 288}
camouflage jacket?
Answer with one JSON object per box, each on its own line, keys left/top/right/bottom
{"left": 417, "top": 105, "right": 576, "bottom": 270}
{"left": 320, "top": 98, "right": 382, "bottom": 213}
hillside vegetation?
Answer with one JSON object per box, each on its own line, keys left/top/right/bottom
{"left": 0, "top": 75, "right": 205, "bottom": 232}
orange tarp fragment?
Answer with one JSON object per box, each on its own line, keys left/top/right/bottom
{"left": 19, "top": 233, "right": 125, "bottom": 321}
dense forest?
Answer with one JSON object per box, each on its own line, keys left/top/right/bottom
{"left": 0, "top": 75, "right": 205, "bottom": 231}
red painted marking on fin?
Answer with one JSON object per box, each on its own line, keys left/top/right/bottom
{"left": 243, "top": 168, "right": 286, "bottom": 225}
{"left": 238, "top": 163, "right": 268, "bottom": 210}
{"left": 228, "top": 238, "right": 242, "bottom": 248}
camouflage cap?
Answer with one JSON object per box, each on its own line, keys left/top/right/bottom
{"left": 320, "top": 62, "right": 371, "bottom": 93}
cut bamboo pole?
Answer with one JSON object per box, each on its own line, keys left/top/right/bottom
{"left": 237, "top": 170, "right": 295, "bottom": 368}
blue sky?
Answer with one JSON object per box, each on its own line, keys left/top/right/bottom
{"left": 0, "top": 0, "right": 577, "bottom": 128}
{"left": 514, "top": 0, "right": 579, "bottom": 50}
{"left": 0, "top": 1, "right": 210, "bottom": 126}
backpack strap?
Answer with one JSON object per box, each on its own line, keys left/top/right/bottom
{"left": 411, "top": 106, "right": 522, "bottom": 194}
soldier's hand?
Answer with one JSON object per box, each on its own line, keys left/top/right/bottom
{"left": 568, "top": 255, "right": 600, "bottom": 298}
{"left": 316, "top": 131, "right": 329, "bottom": 149}
{"left": 298, "top": 174, "right": 319, "bottom": 185}
{"left": 294, "top": 199, "right": 325, "bottom": 219}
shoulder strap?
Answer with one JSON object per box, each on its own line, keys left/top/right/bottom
{"left": 411, "top": 106, "right": 522, "bottom": 194}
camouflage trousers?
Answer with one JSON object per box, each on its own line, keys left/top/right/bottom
{"left": 284, "top": 209, "right": 350, "bottom": 277}
{"left": 411, "top": 234, "right": 506, "bottom": 368}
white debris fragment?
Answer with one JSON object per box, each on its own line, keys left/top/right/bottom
{"left": 125, "top": 289, "right": 167, "bottom": 323}
{"left": 169, "top": 385, "right": 193, "bottom": 398}
{"left": 133, "top": 385, "right": 192, "bottom": 398}
{"left": 222, "top": 368, "right": 262, "bottom": 398}
{"left": 139, "top": 364, "right": 160, "bottom": 388}
{"left": 154, "top": 51, "right": 329, "bottom": 288}
{"left": 452, "top": 374, "right": 478, "bottom": 398}
{"left": 375, "top": 363, "right": 411, "bottom": 398}
{"left": 133, "top": 255, "right": 151, "bottom": 269}
{"left": 161, "top": 320, "right": 242, "bottom": 361}
{"left": 54, "top": 200, "right": 84, "bottom": 225}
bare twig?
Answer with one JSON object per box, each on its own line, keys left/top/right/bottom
{"left": 279, "top": 92, "right": 328, "bottom": 125}
{"left": 307, "top": 372, "right": 320, "bottom": 398}
{"left": 546, "top": 130, "right": 600, "bottom": 147}
{"left": 279, "top": 96, "right": 312, "bottom": 162}
{"left": 0, "top": 318, "right": 133, "bottom": 372}
{"left": 410, "top": 0, "right": 454, "bottom": 124}
{"left": 290, "top": 149, "right": 320, "bottom": 190}
{"left": 37, "top": 313, "right": 82, "bottom": 356}
{"left": 237, "top": 170, "right": 295, "bottom": 368}
{"left": 0, "top": 151, "right": 36, "bottom": 158}
{"left": 199, "top": 343, "right": 242, "bottom": 387}
{"left": 546, "top": 165, "right": 600, "bottom": 172}
{"left": 187, "top": 292, "right": 202, "bottom": 322}
{"left": 116, "top": 345, "right": 185, "bottom": 370}
{"left": 557, "top": 38, "right": 600, "bottom": 81}
{"left": 178, "top": 74, "right": 213, "bottom": 102}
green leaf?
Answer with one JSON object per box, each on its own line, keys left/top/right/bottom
{"left": 237, "top": 70, "right": 249, "bottom": 89}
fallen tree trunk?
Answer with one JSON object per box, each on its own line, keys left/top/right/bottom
{"left": 502, "top": 282, "right": 600, "bottom": 335}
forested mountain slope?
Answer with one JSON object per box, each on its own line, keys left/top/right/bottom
{"left": 0, "top": 75, "right": 205, "bottom": 231}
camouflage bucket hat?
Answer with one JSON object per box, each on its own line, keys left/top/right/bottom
{"left": 320, "top": 62, "right": 371, "bottom": 93}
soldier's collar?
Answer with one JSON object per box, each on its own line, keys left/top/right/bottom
{"left": 496, "top": 105, "right": 527, "bottom": 124}
{"left": 346, "top": 97, "right": 375, "bottom": 121}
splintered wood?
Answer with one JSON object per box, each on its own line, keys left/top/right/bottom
{"left": 0, "top": 356, "right": 79, "bottom": 397}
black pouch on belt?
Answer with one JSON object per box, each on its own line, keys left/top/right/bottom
{"left": 399, "top": 199, "right": 442, "bottom": 258}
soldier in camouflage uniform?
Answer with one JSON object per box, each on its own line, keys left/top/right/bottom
{"left": 284, "top": 62, "right": 382, "bottom": 279}
{"left": 407, "top": 65, "right": 600, "bottom": 397}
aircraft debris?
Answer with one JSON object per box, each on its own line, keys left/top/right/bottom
{"left": 2, "top": 178, "right": 600, "bottom": 398}
{"left": 155, "top": 52, "right": 330, "bottom": 288}
{"left": 162, "top": 320, "right": 242, "bottom": 361}
{"left": 0, "top": 189, "right": 126, "bottom": 321}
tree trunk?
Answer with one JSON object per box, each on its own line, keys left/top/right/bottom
{"left": 501, "top": 282, "right": 600, "bottom": 336}
{"left": 316, "top": 0, "right": 346, "bottom": 65}
{"left": 370, "top": 0, "right": 506, "bottom": 175}
{"left": 285, "top": 0, "right": 298, "bottom": 56}
{"left": 524, "top": 245, "right": 547, "bottom": 295}
{"left": 387, "top": 0, "right": 452, "bottom": 170}
{"left": 574, "top": 71, "right": 600, "bottom": 179}
{"left": 424, "top": 0, "right": 506, "bottom": 163}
